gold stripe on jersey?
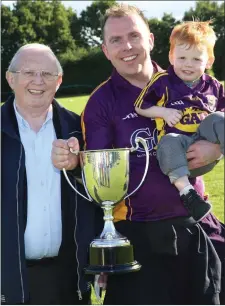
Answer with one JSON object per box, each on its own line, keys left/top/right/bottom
{"left": 81, "top": 78, "right": 111, "bottom": 150}
{"left": 134, "top": 72, "right": 161, "bottom": 108}
{"left": 128, "top": 197, "right": 133, "bottom": 221}
{"left": 89, "top": 77, "right": 111, "bottom": 100}
{"left": 155, "top": 86, "right": 169, "bottom": 144}
{"left": 134, "top": 71, "right": 168, "bottom": 108}
{"left": 81, "top": 111, "right": 86, "bottom": 150}
{"left": 133, "top": 72, "right": 159, "bottom": 108}
{"left": 113, "top": 200, "right": 128, "bottom": 222}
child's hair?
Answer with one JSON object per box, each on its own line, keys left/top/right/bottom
{"left": 169, "top": 20, "right": 216, "bottom": 60}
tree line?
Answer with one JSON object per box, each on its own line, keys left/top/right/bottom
{"left": 1, "top": 0, "right": 224, "bottom": 100}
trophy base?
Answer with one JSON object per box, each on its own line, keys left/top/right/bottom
{"left": 84, "top": 245, "right": 142, "bottom": 275}
{"left": 84, "top": 261, "right": 141, "bottom": 274}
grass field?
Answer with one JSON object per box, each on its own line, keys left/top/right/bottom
{"left": 58, "top": 95, "right": 224, "bottom": 222}
{"left": 58, "top": 95, "right": 89, "bottom": 115}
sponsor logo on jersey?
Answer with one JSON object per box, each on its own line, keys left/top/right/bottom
{"left": 174, "top": 107, "right": 208, "bottom": 132}
{"left": 170, "top": 100, "right": 184, "bottom": 106}
{"left": 122, "top": 112, "right": 138, "bottom": 120}
{"left": 130, "top": 127, "right": 158, "bottom": 154}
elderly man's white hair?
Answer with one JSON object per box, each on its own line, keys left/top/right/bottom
{"left": 8, "top": 43, "right": 63, "bottom": 74}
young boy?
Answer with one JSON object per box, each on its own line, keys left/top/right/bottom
{"left": 135, "top": 20, "right": 225, "bottom": 222}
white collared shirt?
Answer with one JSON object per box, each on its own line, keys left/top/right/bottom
{"left": 14, "top": 102, "right": 62, "bottom": 259}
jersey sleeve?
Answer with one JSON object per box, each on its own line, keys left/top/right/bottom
{"left": 81, "top": 89, "right": 114, "bottom": 150}
{"left": 216, "top": 82, "right": 225, "bottom": 112}
{"left": 134, "top": 73, "right": 167, "bottom": 110}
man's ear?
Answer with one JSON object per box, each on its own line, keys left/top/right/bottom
{"left": 206, "top": 57, "right": 214, "bottom": 70}
{"left": 56, "top": 75, "right": 63, "bottom": 92}
{"left": 102, "top": 43, "right": 110, "bottom": 60}
{"left": 6, "top": 71, "right": 15, "bottom": 90}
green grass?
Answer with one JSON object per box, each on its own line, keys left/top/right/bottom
{"left": 204, "top": 159, "right": 224, "bottom": 221}
{"left": 58, "top": 95, "right": 224, "bottom": 222}
{"left": 58, "top": 95, "right": 89, "bottom": 115}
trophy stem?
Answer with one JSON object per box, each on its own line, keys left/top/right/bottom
{"left": 100, "top": 202, "right": 122, "bottom": 240}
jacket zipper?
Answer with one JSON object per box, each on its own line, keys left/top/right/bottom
{"left": 16, "top": 144, "right": 25, "bottom": 303}
{"left": 73, "top": 179, "right": 82, "bottom": 300}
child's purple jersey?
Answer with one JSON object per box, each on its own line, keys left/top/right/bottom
{"left": 81, "top": 63, "right": 207, "bottom": 222}
{"left": 135, "top": 65, "right": 225, "bottom": 141}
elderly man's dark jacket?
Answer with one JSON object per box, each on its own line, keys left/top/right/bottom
{"left": 1, "top": 96, "right": 103, "bottom": 304}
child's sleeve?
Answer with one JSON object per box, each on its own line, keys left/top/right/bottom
{"left": 217, "top": 82, "right": 225, "bottom": 112}
{"left": 134, "top": 77, "right": 166, "bottom": 110}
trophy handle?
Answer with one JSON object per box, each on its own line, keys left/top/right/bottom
{"left": 124, "top": 137, "right": 149, "bottom": 199}
{"left": 62, "top": 168, "right": 93, "bottom": 202}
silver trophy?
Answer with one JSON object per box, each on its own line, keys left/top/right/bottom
{"left": 63, "top": 137, "right": 149, "bottom": 274}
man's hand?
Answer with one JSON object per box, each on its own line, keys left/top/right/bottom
{"left": 163, "top": 109, "right": 182, "bottom": 127}
{"left": 51, "top": 137, "right": 80, "bottom": 170}
{"left": 187, "top": 140, "right": 221, "bottom": 170}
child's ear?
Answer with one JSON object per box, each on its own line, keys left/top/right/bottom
{"left": 169, "top": 52, "right": 174, "bottom": 65}
{"left": 206, "top": 57, "right": 214, "bottom": 69}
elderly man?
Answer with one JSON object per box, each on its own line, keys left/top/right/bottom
{"left": 1, "top": 43, "right": 102, "bottom": 305}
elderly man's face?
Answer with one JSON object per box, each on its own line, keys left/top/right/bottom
{"left": 6, "top": 49, "right": 62, "bottom": 112}
{"left": 102, "top": 14, "right": 154, "bottom": 81}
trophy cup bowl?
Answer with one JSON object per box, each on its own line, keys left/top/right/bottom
{"left": 63, "top": 137, "right": 149, "bottom": 274}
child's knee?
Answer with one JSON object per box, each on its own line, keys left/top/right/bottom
{"left": 158, "top": 133, "right": 184, "bottom": 151}
{"left": 202, "top": 111, "right": 224, "bottom": 125}
{"left": 157, "top": 134, "right": 181, "bottom": 158}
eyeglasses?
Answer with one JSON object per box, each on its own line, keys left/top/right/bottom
{"left": 10, "top": 69, "right": 61, "bottom": 81}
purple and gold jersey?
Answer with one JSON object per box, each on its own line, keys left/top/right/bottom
{"left": 81, "top": 63, "right": 207, "bottom": 222}
{"left": 135, "top": 65, "right": 225, "bottom": 141}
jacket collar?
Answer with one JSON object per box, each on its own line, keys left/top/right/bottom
{"left": 1, "top": 95, "right": 20, "bottom": 140}
{"left": 1, "top": 95, "right": 69, "bottom": 140}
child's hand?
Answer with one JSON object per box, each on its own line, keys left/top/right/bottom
{"left": 163, "top": 109, "right": 182, "bottom": 127}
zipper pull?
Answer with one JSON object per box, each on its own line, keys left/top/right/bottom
{"left": 77, "top": 290, "right": 82, "bottom": 300}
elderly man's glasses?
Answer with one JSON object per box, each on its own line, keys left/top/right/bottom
{"left": 10, "top": 69, "right": 61, "bottom": 81}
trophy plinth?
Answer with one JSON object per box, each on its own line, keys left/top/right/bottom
{"left": 85, "top": 202, "right": 141, "bottom": 274}
{"left": 63, "top": 137, "right": 149, "bottom": 275}
{"left": 85, "top": 245, "right": 141, "bottom": 274}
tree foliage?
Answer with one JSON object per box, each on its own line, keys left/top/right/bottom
{"left": 78, "top": 0, "right": 117, "bottom": 47}
{"left": 149, "top": 14, "right": 179, "bottom": 69}
{"left": 1, "top": 0, "right": 77, "bottom": 96}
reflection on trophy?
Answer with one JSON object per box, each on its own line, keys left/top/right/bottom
{"left": 63, "top": 137, "right": 149, "bottom": 274}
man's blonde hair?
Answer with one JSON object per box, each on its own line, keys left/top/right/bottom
{"left": 101, "top": 3, "right": 150, "bottom": 40}
{"left": 169, "top": 20, "right": 216, "bottom": 61}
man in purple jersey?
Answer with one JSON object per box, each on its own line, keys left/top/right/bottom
{"left": 51, "top": 3, "right": 224, "bottom": 305}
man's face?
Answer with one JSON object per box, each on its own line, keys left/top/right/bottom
{"left": 6, "top": 49, "right": 62, "bottom": 112}
{"left": 102, "top": 14, "right": 154, "bottom": 80}
{"left": 170, "top": 44, "right": 213, "bottom": 82}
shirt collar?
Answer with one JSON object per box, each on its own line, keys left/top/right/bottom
{"left": 13, "top": 100, "right": 53, "bottom": 130}
{"left": 168, "top": 65, "right": 205, "bottom": 86}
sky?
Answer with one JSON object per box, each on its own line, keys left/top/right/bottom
{"left": 3, "top": 1, "right": 223, "bottom": 21}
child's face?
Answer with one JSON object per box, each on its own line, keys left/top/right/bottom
{"left": 170, "top": 44, "right": 213, "bottom": 82}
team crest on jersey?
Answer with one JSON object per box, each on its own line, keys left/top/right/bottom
{"left": 206, "top": 95, "right": 217, "bottom": 111}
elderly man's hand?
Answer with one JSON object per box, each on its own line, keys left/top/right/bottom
{"left": 187, "top": 140, "right": 221, "bottom": 170}
{"left": 52, "top": 137, "right": 80, "bottom": 170}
